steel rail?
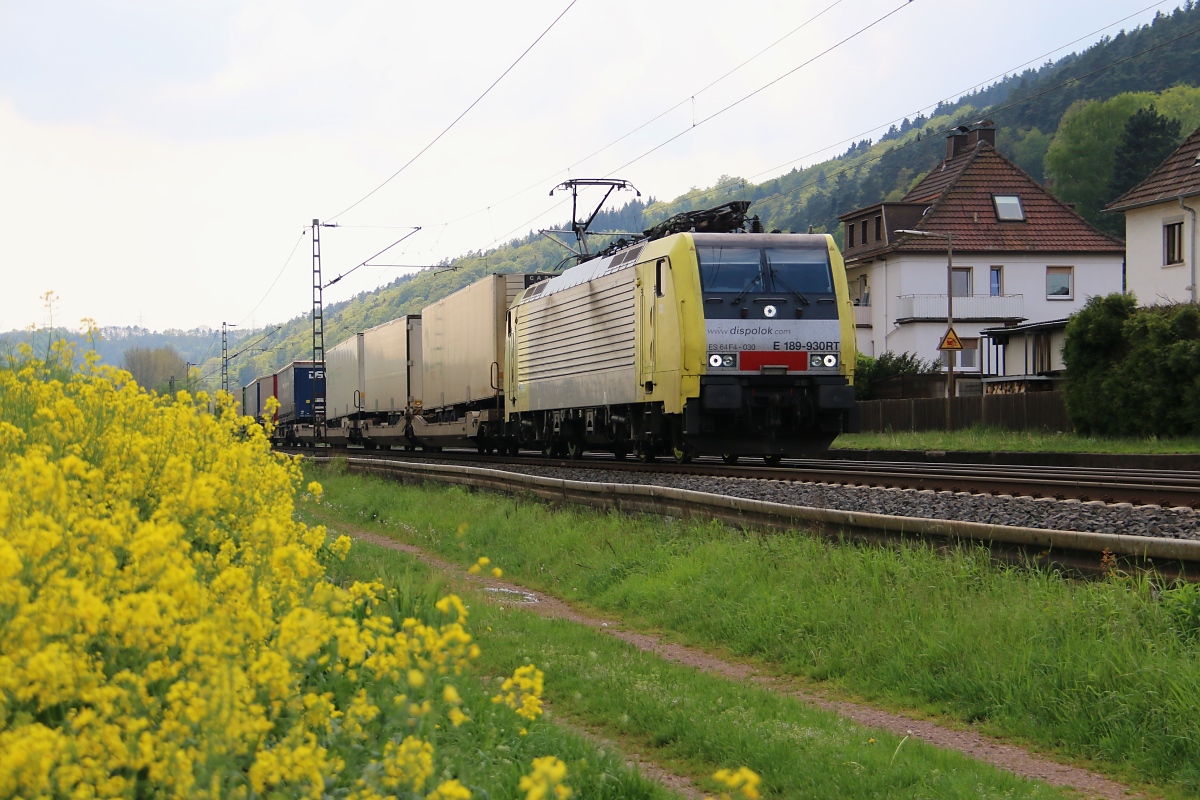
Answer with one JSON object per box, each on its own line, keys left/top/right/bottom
{"left": 303, "top": 454, "right": 1200, "bottom": 578}
{"left": 278, "top": 444, "right": 1200, "bottom": 509}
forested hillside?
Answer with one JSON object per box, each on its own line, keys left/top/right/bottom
{"left": 11, "top": 4, "right": 1200, "bottom": 391}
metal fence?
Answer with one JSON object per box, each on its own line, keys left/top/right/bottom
{"left": 856, "top": 390, "right": 1073, "bottom": 433}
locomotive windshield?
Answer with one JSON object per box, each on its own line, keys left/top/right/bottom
{"left": 697, "top": 247, "right": 761, "bottom": 292}
{"left": 697, "top": 245, "right": 832, "bottom": 294}
{"left": 764, "top": 247, "right": 833, "bottom": 294}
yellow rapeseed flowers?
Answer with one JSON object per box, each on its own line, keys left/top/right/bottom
{"left": 0, "top": 344, "right": 533, "bottom": 798}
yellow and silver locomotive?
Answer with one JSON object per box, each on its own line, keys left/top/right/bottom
{"left": 504, "top": 202, "right": 858, "bottom": 462}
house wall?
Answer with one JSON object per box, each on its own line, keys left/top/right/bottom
{"left": 1123, "top": 200, "right": 1197, "bottom": 305}
{"left": 846, "top": 251, "right": 1122, "bottom": 368}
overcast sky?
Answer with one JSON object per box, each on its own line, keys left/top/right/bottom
{"left": 0, "top": 0, "right": 1173, "bottom": 332}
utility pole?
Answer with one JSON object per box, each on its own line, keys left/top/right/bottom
{"left": 185, "top": 362, "right": 193, "bottom": 393}
{"left": 312, "top": 220, "right": 326, "bottom": 429}
{"left": 221, "top": 322, "right": 230, "bottom": 394}
{"left": 894, "top": 229, "right": 958, "bottom": 429}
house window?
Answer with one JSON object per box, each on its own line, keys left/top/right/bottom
{"left": 1165, "top": 221, "right": 1184, "bottom": 265}
{"left": 874, "top": 215, "right": 882, "bottom": 241}
{"left": 941, "top": 338, "right": 979, "bottom": 370}
{"left": 989, "top": 266, "right": 1003, "bottom": 296}
{"left": 993, "top": 195, "right": 1025, "bottom": 221}
{"left": 861, "top": 219, "right": 868, "bottom": 246}
{"left": 951, "top": 267, "right": 972, "bottom": 297}
{"left": 847, "top": 223, "right": 855, "bottom": 248}
{"left": 1046, "top": 266, "right": 1073, "bottom": 299}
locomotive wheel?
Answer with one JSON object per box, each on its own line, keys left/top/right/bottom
{"left": 566, "top": 439, "right": 585, "bottom": 460}
{"left": 635, "top": 443, "right": 656, "bottom": 463}
{"left": 612, "top": 446, "right": 629, "bottom": 461}
{"left": 671, "top": 444, "right": 693, "bottom": 464}
{"left": 721, "top": 454, "right": 739, "bottom": 465}
{"left": 541, "top": 441, "right": 554, "bottom": 459}
{"left": 763, "top": 454, "right": 783, "bottom": 467}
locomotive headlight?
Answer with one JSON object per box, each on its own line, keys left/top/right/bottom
{"left": 822, "top": 354, "right": 839, "bottom": 368}
{"left": 708, "top": 353, "right": 738, "bottom": 368}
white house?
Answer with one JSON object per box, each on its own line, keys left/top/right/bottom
{"left": 840, "top": 122, "right": 1126, "bottom": 391}
{"left": 1105, "top": 125, "right": 1200, "bottom": 306}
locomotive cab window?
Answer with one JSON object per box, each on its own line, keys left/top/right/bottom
{"left": 764, "top": 247, "right": 834, "bottom": 295}
{"left": 699, "top": 245, "right": 833, "bottom": 296}
{"left": 697, "top": 246, "right": 762, "bottom": 292}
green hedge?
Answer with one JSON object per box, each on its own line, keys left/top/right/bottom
{"left": 1063, "top": 294, "right": 1200, "bottom": 436}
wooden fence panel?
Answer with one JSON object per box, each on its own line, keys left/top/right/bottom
{"left": 855, "top": 391, "right": 1073, "bottom": 433}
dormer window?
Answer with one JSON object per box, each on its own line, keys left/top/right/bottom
{"left": 992, "top": 195, "right": 1025, "bottom": 221}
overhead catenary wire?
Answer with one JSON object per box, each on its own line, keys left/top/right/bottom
{"left": 749, "top": 13, "right": 1200, "bottom": 211}
{"left": 742, "top": 0, "right": 1177, "bottom": 183}
{"left": 606, "top": 0, "right": 916, "bottom": 175}
{"left": 434, "top": 0, "right": 1172, "bottom": 262}
{"left": 237, "top": 230, "right": 308, "bottom": 327}
{"left": 324, "top": 0, "right": 579, "bottom": 223}
{"left": 434, "top": 0, "right": 850, "bottom": 231}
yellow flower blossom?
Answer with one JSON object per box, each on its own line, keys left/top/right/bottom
{"left": 713, "top": 767, "right": 762, "bottom": 800}
{"left": 428, "top": 778, "right": 472, "bottom": 800}
{"left": 492, "top": 664, "right": 545, "bottom": 720}
{"left": 519, "top": 756, "right": 571, "bottom": 800}
{"left": 0, "top": 348, "right": 482, "bottom": 798}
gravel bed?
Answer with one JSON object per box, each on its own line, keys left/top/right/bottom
{"left": 359, "top": 454, "right": 1200, "bottom": 540}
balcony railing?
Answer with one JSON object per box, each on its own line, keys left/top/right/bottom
{"left": 854, "top": 305, "right": 872, "bottom": 327}
{"left": 895, "top": 294, "right": 1024, "bottom": 322}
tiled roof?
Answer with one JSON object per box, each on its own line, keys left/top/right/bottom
{"left": 1106, "top": 125, "right": 1200, "bottom": 211}
{"left": 841, "top": 143, "right": 1125, "bottom": 263}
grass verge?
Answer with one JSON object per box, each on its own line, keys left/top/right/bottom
{"left": 307, "top": 465, "right": 1200, "bottom": 795}
{"left": 322, "top": 538, "right": 678, "bottom": 800}
{"left": 831, "top": 426, "right": 1200, "bottom": 454}
{"left": 331, "top": 533, "right": 1072, "bottom": 800}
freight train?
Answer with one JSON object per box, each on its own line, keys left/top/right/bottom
{"left": 255, "top": 202, "right": 859, "bottom": 462}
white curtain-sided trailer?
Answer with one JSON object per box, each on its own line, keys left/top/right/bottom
{"left": 363, "top": 316, "right": 422, "bottom": 415}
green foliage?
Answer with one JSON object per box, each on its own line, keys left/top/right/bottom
{"left": 1045, "top": 85, "right": 1200, "bottom": 231}
{"left": 854, "top": 350, "right": 939, "bottom": 400}
{"left": 314, "top": 471, "right": 1200, "bottom": 791}
{"left": 1108, "top": 104, "right": 1183, "bottom": 200}
{"left": 1063, "top": 294, "right": 1200, "bottom": 435}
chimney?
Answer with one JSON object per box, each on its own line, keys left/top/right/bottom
{"left": 967, "top": 119, "right": 996, "bottom": 149}
{"left": 946, "top": 126, "right": 970, "bottom": 159}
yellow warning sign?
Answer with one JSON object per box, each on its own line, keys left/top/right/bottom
{"left": 938, "top": 327, "right": 965, "bottom": 351}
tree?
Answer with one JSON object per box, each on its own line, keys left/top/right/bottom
{"left": 121, "top": 345, "right": 186, "bottom": 392}
{"left": 1108, "top": 104, "right": 1182, "bottom": 202}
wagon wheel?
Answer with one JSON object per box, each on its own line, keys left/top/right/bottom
{"left": 612, "top": 445, "right": 629, "bottom": 461}
{"left": 541, "top": 440, "right": 555, "bottom": 459}
{"left": 762, "top": 454, "right": 783, "bottom": 467}
{"left": 634, "top": 442, "right": 656, "bottom": 463}
{"left": 671, "top": 444, "right": 693, "bottom": 464}
{"left": 721, "top": 454, "right": 739, "bottom": 465}
{"left": 566, "top": 439, "right": 586, "bottom": 460}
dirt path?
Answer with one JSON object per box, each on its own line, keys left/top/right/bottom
{"left": 338, "top": 523, "right": 1139, "bottom": 800}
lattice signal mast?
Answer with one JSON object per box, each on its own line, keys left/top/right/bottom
{"left": 312, "top": 220, "right": 326, "bottom": 428}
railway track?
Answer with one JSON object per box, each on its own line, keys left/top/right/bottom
{"left": 278, "top": 444, "right": 1200, "bottom": 509}
{"left": 290, "top": 449, "right": 1200, "bottom": 578}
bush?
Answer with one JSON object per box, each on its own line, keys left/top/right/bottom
{"left": 1063, "top": 295, "right": 1200, "bottom": 435}
{"left": 854, "top": 350, "right": 940, "bottom": 400}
